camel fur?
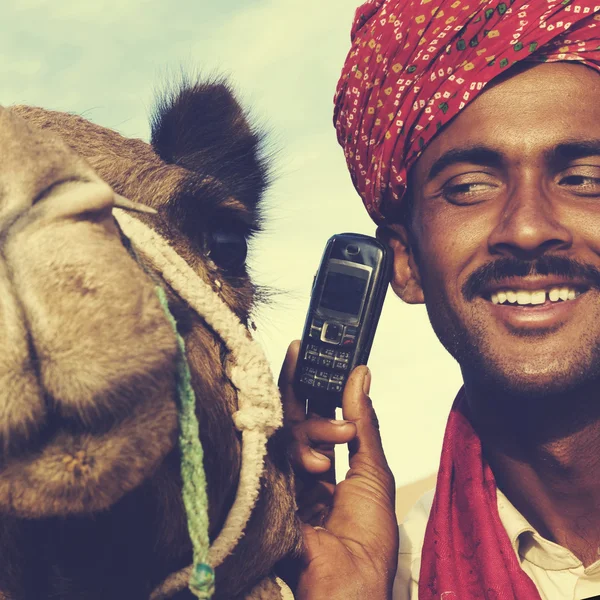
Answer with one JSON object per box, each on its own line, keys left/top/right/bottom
{"left": 0, "top": 80, "right": 302, "bottom": 600}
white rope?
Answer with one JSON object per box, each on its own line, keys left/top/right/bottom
{"left": 276, "top": 577, "right": 295, "bottom": 600}
{"left": 113, "top": 209, "right": 284, "bottom": 599}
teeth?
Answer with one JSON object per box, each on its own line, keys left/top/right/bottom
{"left": 531, "top": 290, "right": 546, "bottom": 305}
{"left": 489, "top": 286, "right": 581, "bottom": 305}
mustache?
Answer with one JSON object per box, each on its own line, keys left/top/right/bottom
{"left": 462, "top": 256, "right": 600, "bottom": 301}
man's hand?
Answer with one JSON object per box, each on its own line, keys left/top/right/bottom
{"left": 279, "top": 341, "right": 399, "bottom": 600}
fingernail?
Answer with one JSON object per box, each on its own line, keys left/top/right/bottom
{"left": 309, "top": 449, "right": 330, "bottom": 462}
{"left": 329, "top": 419, "right": 351, "bottom": 426}
{"left": 363, "top": 367, "right": 371, "bottom": 395}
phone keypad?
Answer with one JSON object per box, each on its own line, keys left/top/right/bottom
{"left": 299, "top": 345, "right": 354, "bottom": 393}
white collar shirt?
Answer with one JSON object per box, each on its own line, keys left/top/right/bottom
{"left": 393, "top": 487, "right": 600, "bottom": 600}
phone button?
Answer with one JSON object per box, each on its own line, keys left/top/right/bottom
{"left": 301, "top": 366, "right": 318, "bottom": 376}
{"left": 305, "top": 351, "right": 320, "bottom": 364}
{"left": 330, "top": 372, "right": 345, "bottom": 384}
{"left": 333, "top": 360, "right": 349, "bottom": 371}
{"left": 300, "top": 374, "right": 316, "bottom": 386}
{"left": 314, "top": 378, "right": 329, "bottom": 390}
{"left": 341, "top": 335, "right": 356, "bottom": 346}
{"left": 335, "top": 351, "right": 351, "bottom": 362}
{"left": 322, "top": 322, "right": 343, "bottom": 344}
{"left": 299, "top": 366, "right": 317, "bottom": 386}
{"left": 309, "top": 327, "right": 322, "bottom": 340}
{"left": 327, "top": 382, "right": 343, "bottom": 393}
{"left": 318, "top": 348, "right": 335, "bottom": 368}
{"left": 345, "top": 326, "right": 358, "bottom": 336}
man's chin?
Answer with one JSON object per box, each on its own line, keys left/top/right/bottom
{"left": 464, "top": 353, "right": 600, "bottom": 402}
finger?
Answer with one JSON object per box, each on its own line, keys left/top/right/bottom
{"left": 341, "top": 366, "right": 394, "bottom": 489}
{"left": 290, "top": 418, "right": 356, "bottom": 473}
{"left": 294, "top": 417, "right": 357, "bottom": 447}
{"left": 289, "top": 418, "right": 356, "bottom": 476}
{"left": 290, "top": 440, "right": 333, "bottom": 474}
{"left": 279, "top": 340, "right": 306, "bottom": 423}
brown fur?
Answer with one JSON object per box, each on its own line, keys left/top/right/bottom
{"left": 0, "top": 81, "right": 301, "bottom": 599}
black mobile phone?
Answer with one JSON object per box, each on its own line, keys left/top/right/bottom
{"left": 294, "top": 233, "right": 392, "bottom": 418}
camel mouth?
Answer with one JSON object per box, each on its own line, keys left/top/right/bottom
{"left": 0, "top": 384, "right": 179, "bottom": 518}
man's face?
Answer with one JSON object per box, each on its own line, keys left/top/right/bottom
{"left": 408, "top": 62, "right": 600, "bottom": 397}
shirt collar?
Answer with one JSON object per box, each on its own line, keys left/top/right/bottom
{"left": 496, "top": 488, "right": 588, "bottom": 571}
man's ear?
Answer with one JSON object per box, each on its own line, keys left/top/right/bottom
{"left": 376, "top": 224, "right": 425, "bottom": 304}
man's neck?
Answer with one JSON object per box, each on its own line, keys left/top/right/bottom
{"left": 464, "top": 379, "right": 600, "bottom": 567}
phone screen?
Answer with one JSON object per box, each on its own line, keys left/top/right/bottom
{"left": 320, "top": 271, "right": 368, "bottom": 316}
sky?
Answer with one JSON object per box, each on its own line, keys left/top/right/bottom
{"left": 1, "top": 0, "right": 464, "bottom": 487}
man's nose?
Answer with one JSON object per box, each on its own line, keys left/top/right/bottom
{"left": 487, "top": 180, "right": 573, "bottom": 259}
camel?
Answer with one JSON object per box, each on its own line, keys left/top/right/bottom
{"left": 0, "top": 80, "right": 302, "bottom": 600}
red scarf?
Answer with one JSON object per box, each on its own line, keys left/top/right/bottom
{"left": 419, "top": 389, "right": 540, "bottom": 599}
{"left": 334, "top": 0, "right": 600, "bottom": 225}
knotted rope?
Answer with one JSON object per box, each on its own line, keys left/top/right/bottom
{"left": 113, "top": 209, "right": 284, "bottom": 600}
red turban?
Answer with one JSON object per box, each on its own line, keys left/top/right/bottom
{"left": 334, "top": 0, "right": 600, "bottom": 224}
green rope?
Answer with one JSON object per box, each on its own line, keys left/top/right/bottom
{"left": 156, "top": 286, "right": 215, "bottom": 599}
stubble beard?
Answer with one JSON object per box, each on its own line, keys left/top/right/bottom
{"left": 427, "top": 296, "right": 600, "bottom": 404}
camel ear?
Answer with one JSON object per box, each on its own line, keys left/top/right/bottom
{"left": 150, "top": 79, "right": 268, "bottom": 212}
{"left": 376, "top": 224, "right": 424, "bottom": 304}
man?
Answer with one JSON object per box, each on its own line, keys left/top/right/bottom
{"left": 279, "top": 1, "right": 600, "bottom": 599}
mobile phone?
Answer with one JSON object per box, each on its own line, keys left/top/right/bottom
{"left": 294, "top": 233, "right": 392, "bottom": 418}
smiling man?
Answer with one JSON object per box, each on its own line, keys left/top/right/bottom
{"left": 280, "top": 1, "right": 600, "bottom": 599}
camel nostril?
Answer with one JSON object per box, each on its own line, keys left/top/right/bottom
{"left": 62, "top": 450, "right": 93, "bottom": 477}
{"left": 32, "top": 177, "right": 89, "bottom": 206}
{"left": 31, "top": 178, "right": 116, "bottom": 221}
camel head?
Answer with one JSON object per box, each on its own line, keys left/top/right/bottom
{"left": 0, "top": 81, "right": 301, "bottom": 600}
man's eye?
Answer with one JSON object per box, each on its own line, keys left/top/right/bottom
{"left": 442, "top": 181, "right": 497, "bottom": 204}
{"left": 559, "top": 174, "right": 600, "bottom": 194}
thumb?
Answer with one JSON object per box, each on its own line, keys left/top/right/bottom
{"left": 342, "top": 366, "right": 394, "bottom": 493}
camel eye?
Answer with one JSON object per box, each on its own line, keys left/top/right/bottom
{"left": 208, "top": 230, "right": 248, "bottom": 271}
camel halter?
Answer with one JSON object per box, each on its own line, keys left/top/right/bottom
{"left": 113, "top": 206, "right": 284, "bottom": 600}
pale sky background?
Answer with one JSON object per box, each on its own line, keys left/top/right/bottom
{"left": 1, "top": 0, "right": 464, "bottom": 487}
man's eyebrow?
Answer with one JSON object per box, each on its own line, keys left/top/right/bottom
{"left": 427, "top": 146, "right": 503, "bottom": 181}
{"left": 548, "top": 140, "right": 600, "bottom": 164}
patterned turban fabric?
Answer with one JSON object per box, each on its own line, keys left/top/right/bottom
{"left": 334, "top": 0, "right": 600, "bottom": 224}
